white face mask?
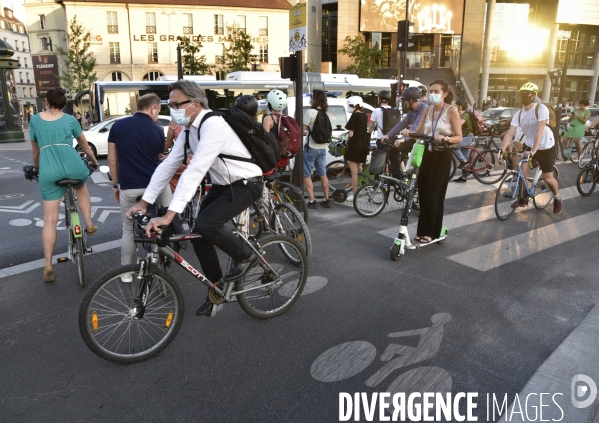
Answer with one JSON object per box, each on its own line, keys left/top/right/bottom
{"left": 169, "top": 108, "right": 190, "bottom": 125}
{"left": 428, "top": 93, "right": 443, "bottom": 105}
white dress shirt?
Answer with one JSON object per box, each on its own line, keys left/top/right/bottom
{"left": 142, "top": 109, "right": 262, "bottom": 213}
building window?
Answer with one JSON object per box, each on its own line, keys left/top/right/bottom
{"left": 215, "top": 43, "right": 224, "bottom": 64}
{"left": 590, "top": 35, "right": 597, "bottom": 48}
{"left": 148, "top": 42, "right": 158, "bottom": 63}
{"left": 24, "top": 58, "right": 27, "bottom": 67}
{"left": 0, "top": 21, "right": 5, "bottom": 29}
{"left": 259, "top": 44, "right": 268, "bottom": 63}
{"left": 214, "top": 15, "right": 223, "bottom": 35}
{"left": 235, "top": 16, "right": 246, "bottom": 33}
{"left": 22, "top": 41, "right": 25, "bottom": 51}
{"left": 143, "top": 71, "right": 163, "bottom": 81}
{"left": 14, "top": 40, "right": 18, "bottom": 50}
{"left": 40, "top": 37, "right": 53, "bottom": 51}
{"left": 258, "top": 16, "right": 268, "bottom": 36}
{"left": 183, "top": 13, "right": 193, "bottom": 35}
{"left": 26, "top": 72, "right": 30, "bottom": 83}
{"left": 146, "top": 13, "right": 156, "bottom": 34}
{"left": 17, "top": 57, "right": 21, "bottom": 66}
{"left": 107, "top": 11, "right": 118, "bottom": 34}
{"left": 40, "top": 15, "right": 46, "bottom": 30}
{"left": 109, "top": 42, "right": 120, "bottom": 64}
{"left": 19, "top": 72, "right": 22, "bottom": 83}
{"left": 111, "top": 72, "right": 122, "bottom": 81}
{"left": 29, "top": 88, "right": 33, "bottom": 97}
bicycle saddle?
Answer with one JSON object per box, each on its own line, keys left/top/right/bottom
{"left": 56, "top": 179, "right": 82, "bottom": 186}
{"left": 264, "top": 172, "right": 281, "bottom": 182}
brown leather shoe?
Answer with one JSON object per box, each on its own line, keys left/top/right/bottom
{"left": 43, "top": 266, "right": 55, "bottom": 283}
{"left": 85, "top": 224, "right": 97, "bottom": 236}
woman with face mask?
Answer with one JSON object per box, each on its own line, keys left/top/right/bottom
{"left": 343, "top": 96, "right": 369, "bottom": 200}
{"left": 410, "top": 79, "right": 462, "bottom": 243}
{"left": 561, "top": 99, "right": 590, "bottom": 162}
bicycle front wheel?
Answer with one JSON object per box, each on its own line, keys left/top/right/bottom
{"left": 354, "top": 182, "right": 388, "bottom": 218}
{"left": 448, "top": 155, "right": 458, "bottom": 180}
{"left": 578, "top": 142, "right": 594, "bottom": 168}
{"left": 576, "top": 167, "right": 597, "bottom": 196}
{"left": 78, "top": 264, "right": 184, "bottom": 364}
{"left": 472, "top": 150, "right": 506, "bottom": 185}
{"left": 271, "top": 203, "right": 312, "bottom": 259}
{"left": 495, "top": 173, "right": 519, "bottom": 221}
{"left": 276, "top": 181, "right": 309, "bottom": 224}
{"left": 533, "top": 173, "right": 554, "bottom": 210}
{"left": 236, "top": 235, "right": 308, "bottom": 319}
{"left": 74, "top": 236, "right": 86, "bottom": 287}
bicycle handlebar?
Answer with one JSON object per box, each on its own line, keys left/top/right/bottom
{"left": 408, "top": 133, "right": 437, "bottom": 142}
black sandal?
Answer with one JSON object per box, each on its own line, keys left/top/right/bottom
{"left": 418, "top": 236, "right": 433, "bottom": 244}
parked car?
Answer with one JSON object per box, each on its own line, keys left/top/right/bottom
{"left": 481, "top": 107, "right": 519, "bottom": 134}
{"left": 72, "top": 115, "right": 172, "bottom": 157}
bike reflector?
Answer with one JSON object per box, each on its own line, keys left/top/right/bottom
{"left": 165, "top": 310, "right": 174, "bottom": 329}
{"left": 92, "top": 310, "right": 98, "bottom": 331}
{"left": 75, "top": 225, "right": 81, "bottom": 235}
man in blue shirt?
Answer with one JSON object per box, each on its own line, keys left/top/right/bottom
{"left": 108, "top": 93, "right": 172, "bottom": 282}
{"left": 380, "top": 86, "right": 427, "bottom": 178}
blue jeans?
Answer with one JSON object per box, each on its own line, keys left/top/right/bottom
{"left": 303, "top": 146, "right": 327, "bottom": 177}
{"left": 453, "top": 134, "right": 475, "bottom": 163}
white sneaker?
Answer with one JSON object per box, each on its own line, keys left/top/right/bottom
{"left": 121, "top": 273, "right": 133, "bottom": 283}
{"left": 346, "top": 195, "right": 354, "bottom": 202}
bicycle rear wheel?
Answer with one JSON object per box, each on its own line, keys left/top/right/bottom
{"left": 353, "top": 182, "right": 388, "bottom": 218}
{"left": 326, "top": 160, "right": 348, "bottom": 180}
{"left": 495, "top": 173, "right": 519, "bottom": 221}
{"left": 578, "top": 142, "right": 595, "bottom": 168}
{"left": 576, "top": 167, "right": 597, "bottom": 196}
{"left": 472, "top": 150, "right": 506, "bottom": 185}
{"left": 236, "top": 235, "right": 308, "bottom": 319}
{"left": 73, "top": 236, "right": 86, "bottom": 287}
{"left": 449, "top": 155, "right": 458, "bottom": 180}
{"left": 272, "top": 203, "right": 312, "bottom": 259}
{"left": 78, "top": 264, "right": 184, "bottom": 364}
{"left": 276, "top": 181, "right": 308, "bottom": 224}
{"left": 533, "top": 173, "right": 554, "bottom": 210}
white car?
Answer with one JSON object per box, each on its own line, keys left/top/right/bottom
{"left": 72, "top": 115, "right": 172, "bottom": 157}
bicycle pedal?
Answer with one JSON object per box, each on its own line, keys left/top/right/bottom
{"left": 86, "top": 247, "right": 93, "bottom": 254}
{"left": 57, "top": 257, "right": 70, "bottom": 263}
{"left": 210, "top": 303, "right": 218, "bottom": 317}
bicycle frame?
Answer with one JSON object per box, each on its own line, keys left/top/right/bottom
{"left": 462, "top": 146, "right": 496, "bottom": 174}
{"left": 64, "top": 185, "right": 83, "bottom": 241}
{"left": 510, "top": 158, "right": 544, "bottom": 198}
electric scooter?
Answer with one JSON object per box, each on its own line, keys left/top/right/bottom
{"left": 389, "top": 133, "right": 448, "bottom": 261}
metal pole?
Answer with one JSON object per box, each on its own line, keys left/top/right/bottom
{"left": 557, "top": 38, "right": 573, "bottom": 123}
{"left": 400, "top": 0, "right": 409, "bottom": 88}
{"left": 479, "top": 0, "right": 496, "bottom": 107}
{"left": 177, "top": 44, "right": 183, "bottom": 80}
{"left": 293, "top": 50, "right": 304, "bottom": 193}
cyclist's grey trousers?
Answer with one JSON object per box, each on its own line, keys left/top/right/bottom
{"left": 119, "top": 187, "right": 172, "bottom": 266}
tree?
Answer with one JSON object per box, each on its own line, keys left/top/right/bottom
{"left": 221, "top": 24, "right": 259, "bottom": 74}
{"left": 56, "top": 16, "right": 97, "bottom": 95}
{"left": 176, "top": 36, "right": 215, "bottom": 75}
{"left": 338, "top": 36, "right": 384, "bottom": 78}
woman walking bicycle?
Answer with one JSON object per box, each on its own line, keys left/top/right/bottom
{"left": 29, "top": 88, "right": 99, "bottom": 282}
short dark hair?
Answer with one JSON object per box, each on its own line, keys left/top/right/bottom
{"left": 311, "top": 90, "right": 328, "bottom": 112}
{"left": 579, "top": 99, "right": 590, "bottom": 107}
{"left": 46, "top": 88, "right": 67, "bottom": 110}
{"left": 137, "top": 93, "right": 161, "bottom": 110}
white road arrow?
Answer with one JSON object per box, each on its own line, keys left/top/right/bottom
{"left": 0, "top": 200, "right": 41, "bottom": 214}
{"left": 97, "top": 209, "right": 121, "bottom": 223}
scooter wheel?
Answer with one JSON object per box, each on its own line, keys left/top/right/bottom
{"left": 390, "top": 244, "right": 401, "bottom": 261}
{"left": 332, "top": 189, "right": 348, "bottom": 203}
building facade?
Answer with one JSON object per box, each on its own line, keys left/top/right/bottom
{"left": 24, "top": 0, "right": 291, "bottom": 86}
{"left": 0, "top": 8, "right": 37, "bottom": 120}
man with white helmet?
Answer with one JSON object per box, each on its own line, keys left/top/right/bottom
{"left": 501, "top": 82, "right": 562, "bottom": 214}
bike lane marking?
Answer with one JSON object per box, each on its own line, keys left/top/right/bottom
{"left": 447, "top": 209, "right": 599, "bottom": 271}
{"left": 377, "top": 185, "right": 579, "bottom": 239}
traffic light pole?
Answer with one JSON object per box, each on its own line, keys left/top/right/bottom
{"left": 292, "top": 50, "right": 304, "bottom": 193}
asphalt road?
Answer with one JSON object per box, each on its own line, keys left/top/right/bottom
{"left": 1, "top": 148, "right": 599, "bottom": 422}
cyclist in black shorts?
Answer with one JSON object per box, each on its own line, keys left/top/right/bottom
{"left": 501, "top": 82, "right": 562, "bottom": 214}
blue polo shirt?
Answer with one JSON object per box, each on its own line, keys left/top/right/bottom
{"left": 107, "top": 112, "right": 165, "bottom": 190}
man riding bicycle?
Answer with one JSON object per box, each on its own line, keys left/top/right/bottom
{"left": 500, "top": 82, "right": 562, "bottom": 214}
{"left": 126, "top": 80, "right": 263, "bottom": 316}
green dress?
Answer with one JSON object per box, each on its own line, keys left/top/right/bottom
{"left": 29, "top": 114, "right": 89, "bottom": 201}
{"left": 564, "top": 108, "right": 590, "bottom": 139}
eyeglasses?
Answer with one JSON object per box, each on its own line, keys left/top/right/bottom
{"left": 167, "top": 100, "right": 192, "bottom": 110}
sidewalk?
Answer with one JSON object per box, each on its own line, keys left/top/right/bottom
{"left": 499, "top": 302, "right": 599, "bottom": 422}
{"left": 0, "top": 128, "right": 31, "bottom": 151}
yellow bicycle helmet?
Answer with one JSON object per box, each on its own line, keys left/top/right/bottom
{"left": 519, "top": 82, "right": 538, "bottom": 94}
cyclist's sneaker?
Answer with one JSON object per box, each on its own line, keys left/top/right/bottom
{"left": 320, "top": 199, "right": 332, "bottom": 208}
{"left": 195, "top": 296, "right": 213, "bottom": 316}
{"left": 121, "top": 273, "right": 133, "bottom": 283}
{"left": 553, "top": 198, "right": 563, "bottom": 214}
{"left": 511, "top": 199, "right": 529, "bottom": 208}
{"left": 307, "top": 200, "right": 318, "bottom": 209}
{"left": 458, "top": 160, "right": 468, "bottom": 169}
{"left": 223, "top": 252, "right": 258, "bottom": 281}
{"left": 346, "top": 195, "right": 354, "bottom": 202}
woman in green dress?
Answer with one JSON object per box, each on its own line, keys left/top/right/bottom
{"left": 29, "top": 88, "right": 99, "bottom": 282}
{"left": 562, "top": 99, "right": 590, "bottom": 161}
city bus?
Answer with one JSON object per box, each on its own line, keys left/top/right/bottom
{"left": 82, "top": 73, "right": 423, "bottom": 123}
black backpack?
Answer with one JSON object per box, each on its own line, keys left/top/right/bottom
{"left": 199, "top": 108, "right": 279, "bottom": 174}
{"left": 382, "top": 107, "right": 402, "bottom": 134}
{"left": 308, "top": 109, "right": 332, "bottom": 143}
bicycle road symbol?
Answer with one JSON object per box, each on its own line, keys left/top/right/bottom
{"left": 310, "top": 313, "right": 452, "bottom": 395}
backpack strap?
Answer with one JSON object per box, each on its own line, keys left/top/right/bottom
{"left": 196, "top": 111, "right": 253, "bottom": 165}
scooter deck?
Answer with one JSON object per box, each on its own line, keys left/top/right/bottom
{"left": 408, "top": 235, "right": 447, "bottom": 249}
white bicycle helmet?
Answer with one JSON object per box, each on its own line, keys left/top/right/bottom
{"left": 267, "top": 89, "right": 287, "bottom": 112}
{"left": 346, "top": 96, "right": 363, "bottom": 112}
